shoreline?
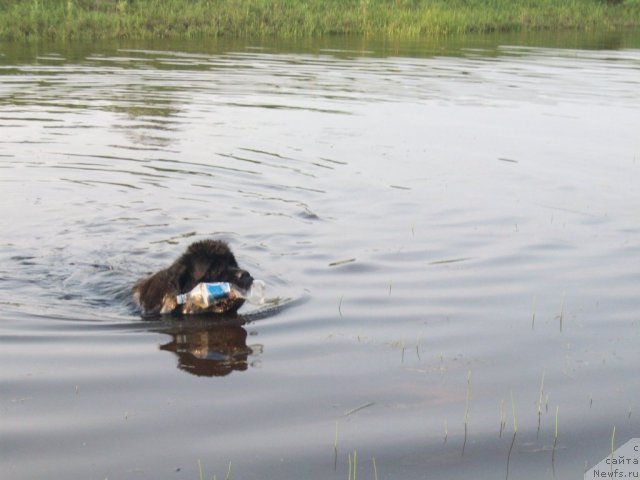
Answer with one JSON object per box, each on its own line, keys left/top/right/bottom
{"left": 0, "top": 0, "right": 639, "bottom": 42}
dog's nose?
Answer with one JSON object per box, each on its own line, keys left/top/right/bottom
{"left": 233, "top": 269, "right": 254, "bottom": 288}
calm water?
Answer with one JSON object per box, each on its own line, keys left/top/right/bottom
{"left": 1, "top": 33, "right": 640, "bottom": 479}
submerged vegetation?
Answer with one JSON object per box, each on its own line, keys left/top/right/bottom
{"left": 0, "top": 0, "right": 639, "bottom": 41}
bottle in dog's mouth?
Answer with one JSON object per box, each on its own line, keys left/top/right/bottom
{"left": 174, "top": 280, "right": 266, "bottom": 315}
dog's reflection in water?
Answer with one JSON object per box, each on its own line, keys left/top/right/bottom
{"left": 158, "top": 318, "right": 261, "bottom": 377}
{"left": 156, "top": 293, "right": 300, "bottom": 377}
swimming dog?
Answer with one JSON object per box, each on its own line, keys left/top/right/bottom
{"left": 132, "top": 239, "right": 253, "bottom": 316}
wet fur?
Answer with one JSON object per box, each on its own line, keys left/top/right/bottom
{"left": 132, "top": 239, "right": 253, "bottom": 316}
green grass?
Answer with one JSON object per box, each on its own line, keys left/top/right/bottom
{"left": 0, "top": 0, "right": 638, "bottom": 41}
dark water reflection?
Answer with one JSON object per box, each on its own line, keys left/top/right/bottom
{"left": 158, "top": 319, "right": 254, "bottom": 377}
{"left": 155, "top": 301, "right": 299, "bottom": 377}
{"left": 1, "top": 32, "right": 640, "bottom": 480}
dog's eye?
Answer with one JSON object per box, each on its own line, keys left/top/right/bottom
{"left": 235, "top": 271, "right": 244, "bottom": 279}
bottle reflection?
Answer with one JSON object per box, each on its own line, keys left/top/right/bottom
{"left": 158, "top": 318, "right": 260, "bottom": 377}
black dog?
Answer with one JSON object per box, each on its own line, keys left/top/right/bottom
{"left": 132, "top": 239, "right": 253, "bottom": 316}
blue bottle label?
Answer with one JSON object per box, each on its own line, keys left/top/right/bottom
{"left": 204, "top": 282, "right": 231, "bottom": 301}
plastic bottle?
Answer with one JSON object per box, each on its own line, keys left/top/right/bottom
{"left": 176, "top": 280, "right": 266, "bottom": 310}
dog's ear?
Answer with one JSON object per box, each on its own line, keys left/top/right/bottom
{"left": 172, "top": 256, "right": 211, "bottom": 291}
{"left": 166, "top": 261, "right": 190, "bottom": 292}
{"left": 188, "top": 258, "right": 211, "bottom": 284}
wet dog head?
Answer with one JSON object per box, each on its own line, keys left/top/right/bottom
{"left": 178, "top": 240, "right": 253, "bottom": 292}
{"left": 132, "top": 239, "right": 253, "bottom": 316}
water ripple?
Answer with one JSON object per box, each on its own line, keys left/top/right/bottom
{"left": 1, "top": 38, "right": 640, "bottom": 480}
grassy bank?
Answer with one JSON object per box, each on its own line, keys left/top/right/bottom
{"left": 0, "top": 0, "right": 639, "bottom": 41}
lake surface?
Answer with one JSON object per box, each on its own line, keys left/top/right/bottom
{"left": 1, "top": 32, "right": 639, "bottom": 479}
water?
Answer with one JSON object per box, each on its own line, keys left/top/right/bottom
{"left": 1, "top": 33, "right": 640, "bottom": 479}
